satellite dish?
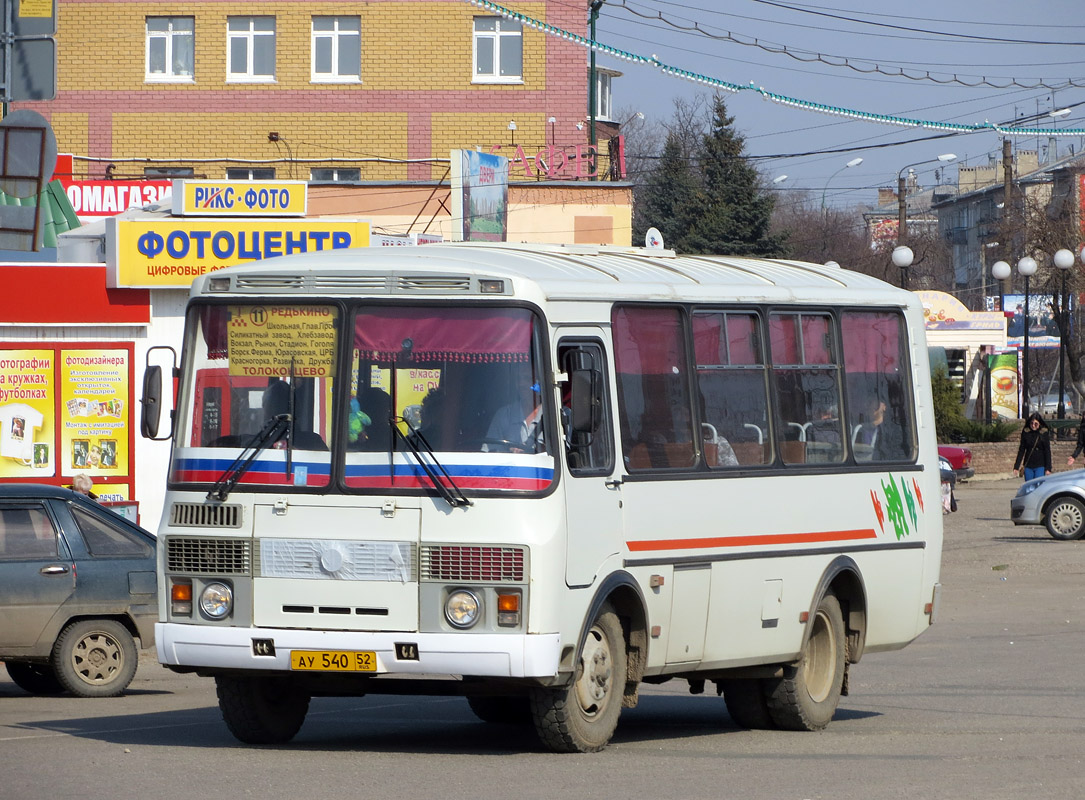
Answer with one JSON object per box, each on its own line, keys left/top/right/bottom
{"left": 0, "top": 110, "right": 58, "bottom": 198}
{"left": 645, "top": 227, "right": 664, "bottom": 250}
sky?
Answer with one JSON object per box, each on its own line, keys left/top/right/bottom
{"left": 585, "top": 0, "right": 1085, "bottom": 211}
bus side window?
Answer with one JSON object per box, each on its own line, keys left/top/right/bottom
{"left": 769, "top": 312, "right": 844, "bottom": 466}
{"left": 692, "top": 310, "right": 772, "bottom": 467}
{"left": 841, "top": 311, "right": 916, "bottom": 463}
{"left": 612, "top": 306, "right": 696, "bottom": 471}
{"left": 558, "top": 341, "right": 614, "bottom": 475}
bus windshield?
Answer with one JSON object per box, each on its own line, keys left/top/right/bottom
{"left": 170, "top": 302, "right": 552, "bottom": 494}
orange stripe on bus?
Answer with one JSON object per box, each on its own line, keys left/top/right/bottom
{"left": 626, "top": 528, "right": 878, "bottom": 552}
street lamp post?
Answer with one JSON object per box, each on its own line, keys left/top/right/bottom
{"left": 1054, "top": 248, "right": 1076, "bottom": 419}
{"left": 821, "top": 157, "right": 863, "bottom": 210}
{"left": 1018, "top": 256, "right": 1038, "bottom": 417}
{"left": 896, "top": 153, "right": 957, "bottom": 243}
{"left": 892, "top": 245, "right": 914, "bottom": 290}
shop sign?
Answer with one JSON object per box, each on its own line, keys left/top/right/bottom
{"left": 61, "top": 180, "right": 172, "bottom": 218}
{"left": 106, "top": 218, "right": 371, "bottom": 288}
{"left": 171, "top": 180, "right": 308, "bottom": 217}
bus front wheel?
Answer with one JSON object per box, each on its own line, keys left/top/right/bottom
{"left": 216, "top": 675, "right": 311, "bottom": 744}
{"left": 765, "top": 593, "right": 845, "bottom": 731}
{"left": 530, "top": 605, "right": 626, "bottom": 753}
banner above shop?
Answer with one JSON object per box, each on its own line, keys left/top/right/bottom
{"left": 171, "top": 180, "right": 308, "bottom": 217}
{"left": 105, "top": 217, "right": 371, "bottom": 288}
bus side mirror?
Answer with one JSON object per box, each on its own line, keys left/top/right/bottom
{"left": 141, "top": 345, "right": 177, "bottom": 441}
{"left": 140, "top": 365, "right": 162, "bottom": 439}
{"left": 569, "top": 368, "right": 600, "bottom": 434}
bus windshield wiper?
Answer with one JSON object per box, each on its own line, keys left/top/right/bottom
{"left": 207, "top": 413, "right": 289, "bottom": 502}
{"left": 393, "top": 425, "right": 471, "bottom": 508}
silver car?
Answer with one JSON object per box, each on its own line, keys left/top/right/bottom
{"left": 0, "top": 484, "right": 157, "bottom": 697}
{"left": 1010, "top": 470, "right": 1085, "bottom": 540}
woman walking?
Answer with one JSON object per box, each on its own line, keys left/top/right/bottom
{"left": 1013, "top": 412, "right": 1052, "bottom": 480}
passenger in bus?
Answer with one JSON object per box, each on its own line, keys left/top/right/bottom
{"left": 857, "top": 397, "right": 906, "bottom": 461}
{"left": 411, "top": 388, "right": 448, "bottom": 450}
{"left": 352, "top": 385, "right": 392, "bottom": 450}
{"left": 485, "top": 382, "right": 543, "bottom": 453}
{"left": 807, "top": 402, "right": 844, "bottom": 460}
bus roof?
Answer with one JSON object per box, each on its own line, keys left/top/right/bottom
{"left": 190, "top": 242, "right": 915, "bottom": 308}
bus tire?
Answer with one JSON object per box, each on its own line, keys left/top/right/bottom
{"left": 216, "top": 675, "right": 311, "bottom": 744}
{"left": 1045, "top": 497, "right": 1085, "bottom": 540}
{"left": 765, "top": 593, "right": 845, "bottom": 731}
{"left": 529, "top": 605, "right": 626, "bottom": 753}
{"left": 52, "top": 619, "right": 138, "bottom": 698}
{"left": 466, "top": 695, "right": 532, "bottom": 724}
{"left": 720, "top": 679, "right": 776, "bottom": 729}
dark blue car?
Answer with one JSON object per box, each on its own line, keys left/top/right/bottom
{"left": 0, "top": 484, "right": 156, "bottom": 697}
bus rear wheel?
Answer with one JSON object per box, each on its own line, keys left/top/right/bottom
{"left": 720, "top": 679, "right": 776, "bottom": 729}
{"left": 530, "top": 605, "right": 626, "bottom": 753}
{"left": 765, "top": 593, "right": 845, "bottom": 731}
{"left": 216, "top": 675, "right": 311, "bottom": 744}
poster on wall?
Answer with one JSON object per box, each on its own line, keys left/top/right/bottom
{"left": 0, "top": 350, "right": 56, "bottom": 478}
{"left": 989, "top": 351, "right": 1020, "bottom": 419}
{"left": 59, "top": 349, "right": 130, "bottom": 476}
{"left": 450, "top": 150, "right": 509, "bottom": 242}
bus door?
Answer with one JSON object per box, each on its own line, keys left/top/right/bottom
{"left": 557, "top": 335, "right": 621, "bottom": 588}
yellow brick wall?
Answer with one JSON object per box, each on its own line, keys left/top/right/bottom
{"left": 58, "top": 2, "right": 549, "bottom": 91}
{"left": 109, "top": 113, "right": 410, "bottom": 179}
{"left": 49, "top": 113, "right": 89, "bottom": 176}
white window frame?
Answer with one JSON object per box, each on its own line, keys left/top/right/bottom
{"left": 594, "top": 71, "right": 614, "bottom": 122}
{"left": 472, "top": 17, "right": 522, "bottom": 84}
{"left": 145, "top": 16, "right": 194, "bottom": 83}
{"left": 310, "top": 167, "right": 361, "bottom": 182}
{"left": 227, "top": 16, "right": 276, "bottom": 83}
{"left": 311, "top": 16, "right": 362, "bottom": 83}
{"left": 226, "top": 168, "right": 276, "bottom": 181}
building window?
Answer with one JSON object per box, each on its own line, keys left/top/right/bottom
{"left": 473, "top": 17, "right": 522, "bottom": 83}
{"left": 226, "top": 168, "right": 276, "bottom": 180}
{"left": 311, "top": 168, "right": 360, "bottom": 182}
{"left": 312, "top": 16, "right": 361, "bottom": 82}
{"left": 146, "top": 17, "right": 194, "bottom": 82}
{"left": 593, "top": 71, "right": 613, "bottom": 121}
{"left": 227, "top": 16, "right": 275, "bottom": 82}
{"left": 144, "top": 166, "right": 194, "bottom": 178}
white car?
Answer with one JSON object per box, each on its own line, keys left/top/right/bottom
{"left": 1029, "top": 393, "right": 1075, "bottom": 417}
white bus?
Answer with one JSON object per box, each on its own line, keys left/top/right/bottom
{"left": 145, "top": 242, "right": 943, "bottom": 753}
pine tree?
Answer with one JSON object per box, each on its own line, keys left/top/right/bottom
{"left": 636, "top": 94, "right": 788, "bottom": 257}
{"left": 635, "top": 132, "right": 700, "bottom": 249}
{"left": 680, "top": 96, "right": 787, "bottom": 256}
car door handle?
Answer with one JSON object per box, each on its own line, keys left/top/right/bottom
{"left": 40, "top": 565, "right": 70, "bottom": 575}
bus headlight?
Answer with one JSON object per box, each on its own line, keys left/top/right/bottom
{"left": 199, "top": 582, "right": 233, "bottom": 619}
{"left": 445, "top": 589, "right": 481, "bottom": 629}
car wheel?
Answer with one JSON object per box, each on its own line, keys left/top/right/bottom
{"left": 529, "top": 604, "right": 626, "bottom": 753}
{"left": 52, "top": 619, "right": 139, "bottom": 698}
{"left": 216, "top": 675, "right": 311, "bottom": 744}
{"left": 764, "top": 593, "right": 846, "bottom": 731}
{"left": 4, "top": 661, "right": 65, "bottom": 695}
{"left": 466, "top": 695, "right": 532, "bottom": 724}
{"left": 720, "top": 679, "right": 776, "bottom": 729}
{"left": 1045, "top": 497, "right": 1085, "bottom": 540}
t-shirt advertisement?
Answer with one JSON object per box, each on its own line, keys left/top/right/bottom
{"left": 0, "top": 345, "right": 132, "bottom": 489}
{"left": 60, "top": 349, "right": 131, "bottom": 476}
{"left": 0, "top": 349, "right": 55, "bottom": 477}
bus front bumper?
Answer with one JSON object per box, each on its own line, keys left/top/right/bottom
{"left": 155, "top": 623, "right": 561, "bottom": 679}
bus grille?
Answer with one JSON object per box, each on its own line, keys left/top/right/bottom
{"left": 167, "top": 537, "right": 252, "bottom": 575}
{"left": 420, "top": 545, "right": 525, "bottom": 583}
{"left": 170, "top": 502, "right": 242, "bottom": 528}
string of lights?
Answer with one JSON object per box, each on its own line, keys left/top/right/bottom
{"left": 463, "top": 0, "right": 1085, "bottom": 136}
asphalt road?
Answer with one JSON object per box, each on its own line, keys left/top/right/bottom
{"left": 3, "top": 477, "right": 1084, "bottom": 800}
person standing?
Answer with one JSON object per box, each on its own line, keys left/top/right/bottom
{"left": 1066, "top": 413, "right": 1085, "bottom": 468}
{"left": 1013, "top": 412, "right": 1051, "bottom": 480}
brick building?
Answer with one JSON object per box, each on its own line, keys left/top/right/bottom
{"left": 16, "top": 0, "right": 612, "bottom": 185}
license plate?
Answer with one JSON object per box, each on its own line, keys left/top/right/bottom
{"left": 289, "top": 650, "right": 377, "bottom": 672}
